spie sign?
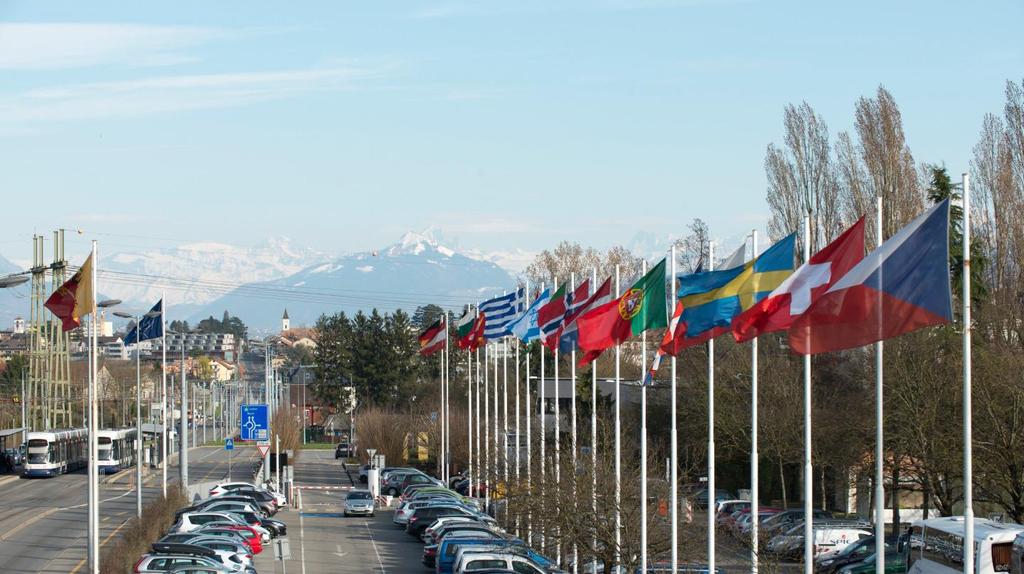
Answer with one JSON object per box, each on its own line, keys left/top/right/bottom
{"left": 240, "top": 404, "right": 269, "bottom": 441}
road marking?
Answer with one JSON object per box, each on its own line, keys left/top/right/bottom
{"left": 68, "top": 518, "right": 130, "bottom": 574}
{"left": 0, "top": 506, "right": 59, "bottom": 541}
{"left": 365, "top": 521, "right": 386, "bottom": 573}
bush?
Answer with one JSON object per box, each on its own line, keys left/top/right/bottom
{"left": 100, "top": 488, "right": 188, "bottom": 574}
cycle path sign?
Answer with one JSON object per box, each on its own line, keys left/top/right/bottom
{"left": 240, "top": 404, "right": 269, "bottom": 441}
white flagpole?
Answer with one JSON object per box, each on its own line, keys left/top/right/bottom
{"left": 161, "top": 291, "right": 167, "bottom": 498}
{"left": 443, "top": 313, "right": 449, "bottom": 483}
{"left": 540, "top": 282, "right": 547, "bottom": 548}
{"left": 476, "top": 344, "right": 482, "bottom": 499}
{"left": 641, "top": 258, "right": 649, "bottom": 572}
{"left": 88, "top": 241, "right": 99, "bottom": 574}
{"left": 962, "top": 173, "right": 974, "bottom": 574}
{"left": 554, "top": 276, "right": 562, "bottom": 565}
{"left": 751, "top": 230, "right": 760, "bottom": 574}
{"left": 493, "top": 337, "right": 499, "bottom": 516}
{"left": 670, "top": 247, "right": 679, "bottom": 574}
{"left": 503, "top": 334, "right": 509, "bottom": 519}
{"left": 590, "top": 267, "right": 598, "bottom": 574}
{"left": 803, "top": 215, "right": 814, "bottom": 574}
{"left": 515, "top": 304, "right": 522, "bottom": 537}
{"left": 614, "top": 265, "right": 622, "bottom": 567}
{"left": 708, "top": 242, "right": 716, "bottom": 574}
{"left": 875, "top": 197, "right": 886, "bottom": 574}
{"left": 571, "top": 272, "right": 579, "bottom": 574}
{"left": 526, "top": 302, "right": 533, "bottom": 544}
{"left": 467, "top": 309, "right": 474, "bottom": 500}
{"left": 485, "top": 339, "right": 491, "bottom": 511}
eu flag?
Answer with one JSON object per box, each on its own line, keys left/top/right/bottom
{"left": 124, "top": 299, "right": 164, "bottom": 344}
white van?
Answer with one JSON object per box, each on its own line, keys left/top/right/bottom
{"left": 909, "top": 516, "right": 1023, "bottom": 574}
{"left": 769, "top": 524, "right": 871, "bottom": 559}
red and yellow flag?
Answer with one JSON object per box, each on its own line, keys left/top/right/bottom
{"left": 45, "top": 254, "right": 95, "bottom": 331}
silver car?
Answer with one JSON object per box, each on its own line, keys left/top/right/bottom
{"left": 344, "top": 490, "right": 375, "bottom": 517}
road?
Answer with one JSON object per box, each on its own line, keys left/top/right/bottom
{"left": 0, "top": 443, "right": 259, "bottom": 574}
{"left": 254, "top": 449, "right": 425, "bottom": 573}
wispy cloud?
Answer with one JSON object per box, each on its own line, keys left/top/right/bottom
{"left": 0, "top": 66, "right": 387, "bottom": 122}
{"left": 0, "top": 23, "right": 225, "bottom": 70}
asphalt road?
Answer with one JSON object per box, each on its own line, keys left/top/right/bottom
{"left": 0, "top": 442, "right": 259, "bottom": 574}
{"left": 254, "top": 449, "right": 427, "bottom": 573}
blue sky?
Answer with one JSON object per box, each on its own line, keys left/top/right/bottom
{"left": 1, "top": 0, "right": 1020, "bottom": 263}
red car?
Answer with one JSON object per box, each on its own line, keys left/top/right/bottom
{"left": 197, "top": 525, "right": 263, "bottom": 554}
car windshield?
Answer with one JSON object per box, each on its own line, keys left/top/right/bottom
{"left": 347, "top": 492, "right": 372, "bottom": 500}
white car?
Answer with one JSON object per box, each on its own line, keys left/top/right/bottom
{"left": 454, "top": 551, "right": 547, "bottom": 574}
{"left": 201, "top": 501, "right": 265, "bottom": 518}
{"left": 174, "top": 512, "right": 271, "bottom": 543}
{"left": 209, "top": 481, "right": 287, "bottom": 508}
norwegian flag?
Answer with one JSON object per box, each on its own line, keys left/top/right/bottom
{"left": 557, "top": 277, "right": 612, "bottom": 353}
{"left": 539, "top": 281, "right": 590, "bottom": 349}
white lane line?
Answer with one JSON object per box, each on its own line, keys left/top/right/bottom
{"left": 365, "top": 521, "right": 386, "bottom": 573}
{"left": 299, "top": 489, "right": 307, "bottom": 574}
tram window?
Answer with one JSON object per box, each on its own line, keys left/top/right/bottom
{"left": 27, "top": 439, "right": 48, "bottom": 448}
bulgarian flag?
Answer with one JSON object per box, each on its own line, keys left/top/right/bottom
{"left": 456, "top": 309, "right": 486, "bottom": 351}
{"left": 578, "top": 258, "right": 668, "bottom": 363}
{"left": 45, "top": 253, "right": 96, "bottom": 331}
{"left": 418, "top": 316, "right": 446, "bottom": 356}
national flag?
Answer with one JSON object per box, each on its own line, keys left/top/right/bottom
{"left": 45, "top": 253, "right": 96, "bottom": 332}
{"left": 662, "top": 234, "right": 796, "bottom": 355}
{"left": 506, "top": 288, "right": 550, "bottom": 343}
{"left": 790, "top": 199, "right": 952, "bottom": 355}
{"left": 732, "top": 218, "right": 865, "bottom": 342}
{"left": 418, "top": 316, "right": 447, "bottom": 356}
{"left": 456, "top": 309, "right": 475, "bottom": 340}
{"left": 479, "top": 288, "right": 525, "bottom": 340}
{"left": 577, "top": 258, "right": 668, "bottom": 358}
{"left": 644, "top": 300, "right": 683, "bottom": 386}
{"left": 557, "top": 277, "right": 612, "bottom": 353}
{"left": 540, "top": 281, "right": 589, "bottom": 349}
{"left": 465, "top": 314, "right": 487, "bottom": 350}
{"left": 124, "top": 299, "right": 164, "bottom": 344}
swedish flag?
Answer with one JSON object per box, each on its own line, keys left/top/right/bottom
{"left": 665, "top": 233, "right": 795, "bottom": 352}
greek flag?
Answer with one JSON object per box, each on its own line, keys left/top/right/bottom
{"left": 480, "top": 288, "right": 525, "bottom": 340}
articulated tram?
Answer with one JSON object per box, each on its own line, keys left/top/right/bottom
{"left": 23, "top": 428, "right": 88, "bottom": 477}
{"left": 96, "top": 428, "right": 138, "bottom": 474}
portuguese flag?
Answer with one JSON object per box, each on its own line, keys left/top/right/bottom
{"left": 418, "top": 316, "right": 446, "bottom": 356}
{"left": 577, "top": 258, "right": 668, "bottom": 358}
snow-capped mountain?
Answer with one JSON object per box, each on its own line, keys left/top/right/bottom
{"left": 102, "top": 237, "right": 325, "bottom": 308}
{"left": 187, "top": 231, "right": 516, "bottom": 332}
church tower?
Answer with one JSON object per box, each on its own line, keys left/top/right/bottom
{"left": 282, "top": 309, "right": 290, "bottom": 333}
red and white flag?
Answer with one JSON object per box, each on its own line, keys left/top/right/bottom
{"left": 731, "top": 218, "right": 866, "bottom": 342}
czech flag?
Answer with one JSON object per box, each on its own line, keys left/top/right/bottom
{"left": 789, "top": 199, "right": 952, "bottom": 355}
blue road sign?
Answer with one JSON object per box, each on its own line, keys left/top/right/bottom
{"left": 239, "top": 404, "right": 269, "bottom": 441}
{"left": 225, "top": 437, "right": 234, "bottom": 450}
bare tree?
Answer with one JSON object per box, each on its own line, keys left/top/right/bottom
{"left": 848, "top": 86, "right": 923, "bottom": 239}
{"left": 766, "top": 102, "right": 844, "bottom": 250}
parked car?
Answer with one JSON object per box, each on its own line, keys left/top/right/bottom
{"left": 160, "top": 531, "right": 258, "bottom": 555}
{"left": 134, "top": 542, "right": 252, "bottom": 573}
{"left": 453, "top": 550, "right": 557, "bottom": 574}
{"left": 4, "top": 448, "right": 22, "bottom": 466}
{"left": 344, "top": 490, "right": 375, "bottom": 517}
{"left": 208, "top": 481, "right": 286, "bottom": 508}
{"left": 156, "top": 536, "right": 253, "bottom": 568}
{"left": 406, "top": 505, "right": 480, "bottom": 537}
{"left": 688, "top": 488, "right": 736, "bottom": 510}
{"left": 196, "top": 526, "right": 263, "bottom": 555}
{"left": 837, "top": 551, "right": 907, "bottom": 574}
{"left": 715, "top": 500, "right": 750, "bottom": 524}
{"left": 817, "top": 536, "right": 895, "bottom": 574}
{"left": 334, "top": 442, "right": 353, "bottom": 459}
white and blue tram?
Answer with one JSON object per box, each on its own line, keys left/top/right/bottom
{"left": 23, "top": 428, "right": 88, "bottom": 477}
{"left": 96, "top": 428, "right": 138, "bottom": 474}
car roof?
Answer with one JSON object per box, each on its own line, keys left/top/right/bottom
{"left": 151, "top": 542, "right": 218, "bottom": 557}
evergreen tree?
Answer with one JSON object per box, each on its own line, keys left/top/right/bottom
{"left": 926, "top": 164, "right": 988, "bottom": 304}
